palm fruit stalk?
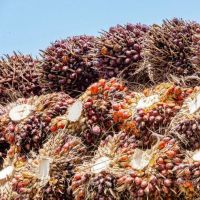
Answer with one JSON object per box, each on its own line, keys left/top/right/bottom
{"left": 117, "top": 136, "right": 184, "bottom": 199}
{"left": 93, "top": 23, "right": 149, "bottom": 82}
{"left": 41, "top": 35, "right": 99, "bottom": 97}
{"left": 0, "top": 53, "right": 44, "bottom": 104}
{"left": 51, "top": 78, "right": 140, "bottom": 149}
{"left": 169, "top": 86, "right": 200, "bottom": 151}
{"left": 2, "top": 130, "right": 86, "bottom": 200}
{"left": 0, "top": 93, "right": 74, "bottom": 157}
{"left": 113, "top": 83, "right": 193, "bottom": 147}
{"left": 142, "top": 18, "right": 199, "bottom": 85}
{"left": 174, "top": 149, "right": 200, "bottom": 199}
{"left": 71, "top": 131, "right": 140, "bottom": 200}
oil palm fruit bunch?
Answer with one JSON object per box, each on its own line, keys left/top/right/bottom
{"left": 2, "top": 131, "right": 86, "bottom": 200}
{"left": 190, "top": 24, "right": 200, "bottom": 69}
{"left": 0, "top": 93, "right": 74, "bottom": 157}
{"left": 41, "top": 35, "right": 99, "bottom": 97}
{"left": 117, "top": 136, "right": 184, "bottom": 199}
{"left": 94, "top": 23, "right": 149, "bottom": 82}
{"left": 169, "top": 86, "right": 200, "bottom": 151}
{"left": 142, "top": 18, "right": 199, "bottom": 85}
{"left": 174, "top": 149, "right": 200, "bottom": 199}
{"left": 113, "top": 83, "right": 193, "bottom": 147}
{"left": 51, "top": 78, "right": 137, "bottom": 149}
{"left": 0, "top": 53, "right": 43, "bottom": 104}
{"left": 71, "top": 131, "right": 140, "bottom": 200}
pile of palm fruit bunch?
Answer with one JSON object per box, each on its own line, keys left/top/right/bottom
{"left": 1, "top": 18, "right": 200, "bottom": 200}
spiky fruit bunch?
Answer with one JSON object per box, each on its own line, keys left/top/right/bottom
{"left": 94, "top": 23, "right": 149, "bottom": 81}
{"left": 0, "top": 54, "right": 43, "bottom": 104}
{"left": 0, "top": 93, "right": 74, "bottom": 156}
{"left": 71, "top": 131, "right": 139, "bottom": 200}
{"left": 143, "top": 18, "right": 199, "bottom": 85}
{"left": 169, "top": 87, "right": 200, "bottom": 150}
{"left": 41, "top": 35, "right": 99, "bottom": 97}
{"left": 0, "top": 97, "right": 37, "bottom": 169}
{"left": 51, "top": 78, "right": 138, "bottom": 149}
{"left": 113, "top": 83, "right": 193, "bottom": 147}
{"left": 174, "top": 150, "right": 200, "bottom": 199}
{"left": 190, "top": 25, "right": 200, "bottom": 68}
{"left": 5, "top": 131, "right": 86, "bottom": 200}
{"left": 117, "top": 137, "right": 184, "bottom": 199}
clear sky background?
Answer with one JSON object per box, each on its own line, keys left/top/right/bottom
{"left": 1, "top": 0, "right": 200, "bottom": 57}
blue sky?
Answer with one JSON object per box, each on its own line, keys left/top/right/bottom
{"left": 0, "top": 0, "right": 200, "bottom": 57}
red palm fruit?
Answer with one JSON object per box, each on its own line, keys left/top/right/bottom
{"left": 142, "top": 18, "right": 199, "bottom": 86}
{"left": 169, "top": 87, "right": 200, "bottom": 151}
{"left": 0, "top": 53, "right": 44, "bottom": 104}
{"left": 93, "top": 23, "right": 149, "bottom": 83}
{"left": 41, "top": 35, "right": 99, "bottom": 97}
{"left": 4, "top": 131, "right": 86, "bottom": 199}
{"left": 118, "top": 137, "right": 184, "bottom": 199}
{"left": 0, "top": 93, "right": 74, "bottom": 158}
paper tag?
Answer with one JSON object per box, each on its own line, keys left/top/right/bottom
{"left": 136, "top": 95, "right": 160, "bottom": 109}
{"left": 188, "top": 93, "right": 200, "bottom": 114}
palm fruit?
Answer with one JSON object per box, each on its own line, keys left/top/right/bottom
{"left": 190, "top": 24, "right": 200, "bottom": 71}
{"left": 169, "top": 86, "right": 200, "bottom": 151}
{"left": 71, "top": 131, "right": 140, "bottom": 200}
{"left": 7, "top": 130, "right": 86, "bottom": 200}
{"left": 41, "top": 35, "right": 99, "bottom": 97}
{"left": 94, "top": 23, "right": 149, "bottom": 81}
{"left": 51, "top": 78, "right": 140, "bottom": 149}
{"left": 113, "top": 83, "right": 193, "bottom": 147}
{"left": 117, "top": 136, "right": 184, "bottom": 200}
{"left": 0, "top": 53, "right": 43, "bottom": 104}
{"left": 0, "top": 93, "right": 74, "bottom": 157}
{"left": 142, "top": 18, "right": 199, "bottom": 85}
{"left": 174, "top": 150, "right": 200, "bottom": 199}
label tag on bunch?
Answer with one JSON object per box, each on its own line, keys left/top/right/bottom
{"left": 188, "top": 93, "right": 200, "bottom": 114}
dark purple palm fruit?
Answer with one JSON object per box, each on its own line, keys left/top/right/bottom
{"left": 174, "top": 150, "right": 200, "bottom": 199}
{"left": 142, "top": 18, "right": 199, "bottom": 85}
{"left": 50, "top": 78, "right": 136, "bottom": 150}
{"left": 94, "top": 23, "right": 149, "bottom": 82}
{"left": 71, "top": 131, "right": 140, "bottom": 200}
{"left": 0, "top": 93, "right": 74, "bottom": 157}
{"left": 0, "top": 53, "right": 44, "bottom": 105}
{"left": 169, "top": 86, "right": 200, "bottom": 151}
{"left": 5, "top": 131, "right": 87, "bottom": 200}
{"left": 41, "top": 35, "right": 99, "bottom": 97}
{"left": 117, "top": 136, "right": 184, "bottom": 200}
